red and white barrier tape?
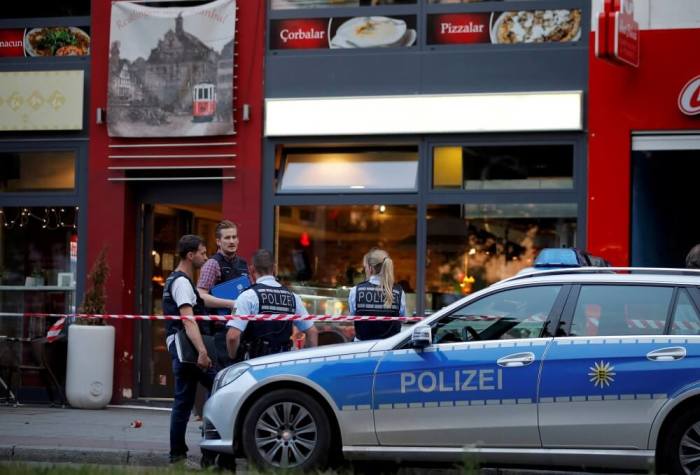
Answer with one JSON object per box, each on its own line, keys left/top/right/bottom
{"left": 0, "top": 312, "right": 424, "bottom": 322}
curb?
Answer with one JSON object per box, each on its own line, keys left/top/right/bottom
{"left": 0, "top": 445, "right": 190, "bottom": 467}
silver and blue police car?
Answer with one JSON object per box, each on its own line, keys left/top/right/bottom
{"left": 201, "top": 253, "right": 700, "bottom": 474}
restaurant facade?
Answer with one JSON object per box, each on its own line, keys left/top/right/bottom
{"left": 0, "top": 2, "right": 91, "bottom": 401}
{"left": 2, "top": 0, "right": 699, "bottom": 404}
{"left": 262, "top": 0, "right": 589, "bottom": 320}
{"left": 587, "top": 0, "right": 700, "bottom": 268}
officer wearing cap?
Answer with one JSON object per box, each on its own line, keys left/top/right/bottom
{"left": 226, "top": 249, "right": 318, "bottom": 360}
{"left": 348, "top": 247, "right": 406, "bottom": 341}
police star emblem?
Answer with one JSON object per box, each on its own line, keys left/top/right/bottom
{"left": 588, "top": 360, "right": 616, "bottom": 388}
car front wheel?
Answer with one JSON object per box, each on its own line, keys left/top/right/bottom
{"left": 241, "top": 388, "right": 331, "bottom": 471}
{"left": 667, "top": 407, "right": 700, "bottom": 474}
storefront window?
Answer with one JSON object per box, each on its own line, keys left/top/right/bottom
{"left": 0, "top": 206, "right": 78, "bottom": 338}
{"left": 278, "top": 147, "right": 418, "bottom": 193}
{"left": 425, "top": 203, "right": 577, "bottom": 311}
{"left": 0, "top": 151, "right": 76, "bottom": 192}
{"left": 433, "top": 145, "right": 573, "bottom": 190}
{"left": 276, "top": 205, "right": 417, "bottom": 317}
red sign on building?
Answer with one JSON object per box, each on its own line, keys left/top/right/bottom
{"left": 613, "top": 0, "right": 639, "bottom": 67}
{"left": 270, "top": 19, "right": 329, "bottom": 50}
{"left": 596, "top": 0, "right": 639, "bottom": 67}
{"left": 679, "top": 75, "right": 700, "bottom": 116}
{"left": 0, "top": 29, "right": 25, "bottom": 57}
{"left": 427, "top": 14, "right": 490, "bottom": 45}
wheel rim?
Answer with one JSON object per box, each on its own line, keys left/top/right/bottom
{"left": 679, "top": 421, "right": 700, "bottom": 474}
{"left": 254, "top": 401, "right": 318, "bottom": 468}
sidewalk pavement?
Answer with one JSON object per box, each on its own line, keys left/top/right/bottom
{"left": 0, "top": 404, "right": 203, "bottom": 467}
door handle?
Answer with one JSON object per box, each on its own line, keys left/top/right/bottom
{"left": 497, "top": 352, "right": 535, "bottom": 367}
{"left": 647, "top": 347, "right": 686, "bottom": 362}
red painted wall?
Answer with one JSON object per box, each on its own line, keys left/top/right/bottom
{"left": 588, "top": 28, "right": 700, "bottom": 265}
{"left": 87, "top": 0, "right": 264, "bottom": 401}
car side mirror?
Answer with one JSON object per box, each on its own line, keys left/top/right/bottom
{"left": 410, "top": 325, "right": 432, "bottom": 349}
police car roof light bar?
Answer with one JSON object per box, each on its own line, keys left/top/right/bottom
{"left": 503, "top": 267, "right": 700, "bottom": 284}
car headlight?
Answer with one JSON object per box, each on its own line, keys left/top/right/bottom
{"left": 214, "top": 363, "right": 250, "bottom": 392}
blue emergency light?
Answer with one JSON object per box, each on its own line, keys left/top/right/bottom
{"left": 534, "top": 248, "right": 586, "bottom": 268}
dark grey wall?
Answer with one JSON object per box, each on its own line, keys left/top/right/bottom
{"left": 266, "top": 0, "right": 590, "bottom": 98}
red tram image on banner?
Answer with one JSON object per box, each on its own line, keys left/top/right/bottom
{"left": 192, "top": 83, "right": 216, "bottom": 122}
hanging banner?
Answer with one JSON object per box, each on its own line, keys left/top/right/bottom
{"left": 107, "top": 0, "right": 236, "bottom": 137}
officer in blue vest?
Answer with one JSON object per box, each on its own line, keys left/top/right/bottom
{"left": 226, "top": 249, "right": 318, "bottom": 360}
{"left": 197, "top": 220, "right": 248, "bottom": 369}
{"left": 162, "top": 234, "right": 215, "bottom": 464}
{"left": 348, "top": 248, "right": 406, "bottom": 341}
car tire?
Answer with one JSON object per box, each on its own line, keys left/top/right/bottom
{"left": 666, "top": 407, "right": 700, "bottom": 475}
{"left": 241, "top": 388, "right": 331, "bottom": 471}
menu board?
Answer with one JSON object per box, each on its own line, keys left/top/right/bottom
{"left": 0, "top": 27, "right": 90, "bottom": 58}
{"left": 270, "top": 16, "right": 417, "bottom": 50}
{"left": 428, "top": 9, "right": 582, "bottom": 45}
{"left": 272, "top": 0, "right": 415, "bottom": 10}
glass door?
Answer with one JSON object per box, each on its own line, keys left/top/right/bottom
{"left": 137, "top": 203, "right": 221, "bottom": 398}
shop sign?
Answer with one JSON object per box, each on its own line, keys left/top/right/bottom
{"left": 0, "top": 29, "right": 25, "bottom": 57}
{"left": 596, "top": 0, "right": 638, "bottom": 67}
{"left": 270, "top": 16, "right": 416, "bottom": 50}
{"left": 678, "top": 75, "right": 700, "bottom": 116}
{"left": 427, "top": 9, "right": 582, "bottom": 45}
{"left": 0, "top": 70, "right": 84, "bottom": 131}
{"left": 426, "top": 14, "right": 490, "bottom": 44}
{"left": 0, "top": 27, "right": 90, "bottom": 58}
{"left": 612, "top": 0, "right": 639, "bottom": 67}
{"left": 271, "top": 0, "right": 414, "bottom": 10}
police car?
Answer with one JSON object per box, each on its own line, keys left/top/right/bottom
{"left": 201, "top": 252, "right": 700, "bottom": 473}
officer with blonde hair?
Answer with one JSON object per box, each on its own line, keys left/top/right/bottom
{"left": 348, "top": 248, "right": 406, "bottom": 341}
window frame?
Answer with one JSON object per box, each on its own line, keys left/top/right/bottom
{"left": 668, "top": 286, "right": 700, "bottom": 336}
{"left": 558, "top": 283, "right": 680, "bottom": 338}
{"left": 428, "top": 283, "right": 569, "bottom": 345}
{"left": 263, "top": 132, "right": 586, "bottom": 316}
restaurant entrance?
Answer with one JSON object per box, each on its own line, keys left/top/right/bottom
{"left": 133, "top": 182, "right": 221, "bottom": 399}
{"left": 631, "top": 135, "right": 700, "bottom": 268}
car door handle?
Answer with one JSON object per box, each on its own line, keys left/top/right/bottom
{"left": 497, "top": 352, "right": 535, "bottom": 367}
{"left": 647, "top": 347, "right": 686, "bottom": 362}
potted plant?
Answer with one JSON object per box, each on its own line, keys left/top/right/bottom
{"left": 65, "top": 248, "right": 115, "bottom": 409}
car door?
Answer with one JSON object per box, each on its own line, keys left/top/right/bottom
{"left": 373, "top": 284, "right": 567, "bottom": 447}
{"left": 538, "top": 283, "right": 683, "bottom": 449}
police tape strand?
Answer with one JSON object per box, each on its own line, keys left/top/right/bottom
{"left": 0, "top": 312, "right": 424, "bottom": 322}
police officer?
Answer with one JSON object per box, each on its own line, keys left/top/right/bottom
{"left": 163, "top": 234, "right": 215, "bottom": 464}
{"left": 197, "top": 220, "right": 248, "bottom": 369}
{"left": 226, "top": 249, "right": 318, "bottom": 360}
{"left": 348, "top": 248, "right": 406, "bottom": 341}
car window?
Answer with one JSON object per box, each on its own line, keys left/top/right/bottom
{"left": 431, "top": 286, "right": 561, "bottom": 344}
{"left": 670, "top": 289, "right": 700, "bottom": 336}
{"left": 570, "top": 285, "right": 673, "bottom": 337}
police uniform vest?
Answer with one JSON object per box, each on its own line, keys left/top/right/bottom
{"left": 163, "top": 271, "right": 213, "bottom": 338}
{"left": 353, "top": 281, "right": 403, "bottom": 341}
{"left": 212, "top": 253, "right": 248, "bottom": 284}
{"left": 207, "top": 254, "right": 248, "bottom": 368}
{"left": 240, "top": 282, "right": 296, "bottom": 357}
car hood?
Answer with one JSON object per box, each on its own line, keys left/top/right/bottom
{"left": 245, "top": 340, "right": 380, "bottom": 366}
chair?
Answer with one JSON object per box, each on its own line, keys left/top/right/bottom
{"left": 0, "top": 337, "right": 20, "bottom": 405}
{"left": 18, "top": 337, "right": 67, "bottom": 407}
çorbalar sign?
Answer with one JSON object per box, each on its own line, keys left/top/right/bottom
{"left": 678, "top": 75, "right": 700, "bottom": 116}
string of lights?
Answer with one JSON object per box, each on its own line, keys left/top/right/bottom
{"left": 0, "top": 206, "right": 79, "bottom": 230}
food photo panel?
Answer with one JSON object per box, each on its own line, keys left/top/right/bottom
{"left": 270, "top": 15, "right": 417, "bottom": 50}
{"left": 271, "top": 0, "right": 415, "bottom": 10}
